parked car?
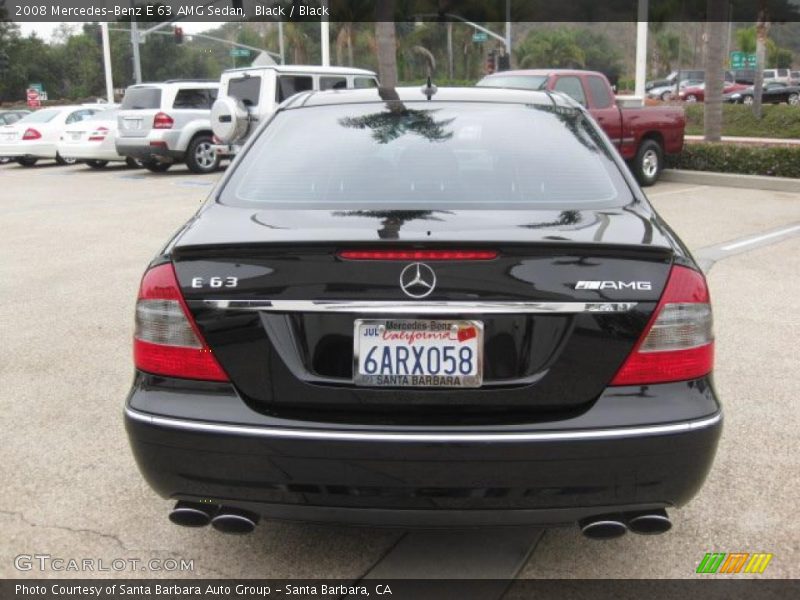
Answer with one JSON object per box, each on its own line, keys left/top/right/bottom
{"left": 678, "top": 81, "right": 749, "bottom": 103}
{"left": 211, "top": 65, "right": 379, "bottom": 157}
{"left": 0, "top": 109, "right": 29, "bottom": 125}
{"left": 724, "top": 81, "right": 800, "bottom": 105}
{"left": 477, "top": 69, "right": 686, "bottom": 185}
{"left": 791, "top": 71, "right": 800, "bottom": 86}
{"left": 647, "top": 79, "right": 703, "bottom": 101}
{"left": 0, "top": 105, "right": 103, "bottom": 167}
{"left": 731, "top": 69, "right": 756, "bottom": 85}
{"left": 762, "top": 68, "right": 792, "bottom": 84}
{"left": 115, "top": 80, "right": 220, "bottom": 173}
{"left": 646, "top": 69, "right": 734, "bottom": 90}
{"left": 57, "top": 107, "right": 141, "bottom": 168}
{"left": 125, "top": 86, "right": 721, "bottom": 537}
{"left": 0, "top": 110, "right": 30, "bottom": 163}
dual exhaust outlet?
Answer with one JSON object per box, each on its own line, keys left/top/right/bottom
{"left": 169, "top": 501, "right": 670, "bottom": 539}
{"left": 169, "top": 501, "right": 259, "bottom": 535}
{"left": 579, "top": 509, "right": 672, "bottom": 540}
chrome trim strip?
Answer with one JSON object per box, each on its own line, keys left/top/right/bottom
{"left": 125, "top": 407, "right": 722, "bottom": 443}
{"left": 200, "top": 299, "right": 638, "bottom": 314}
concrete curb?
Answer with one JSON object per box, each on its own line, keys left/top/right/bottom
{"left": 661, "top": 169, "right": 800, "bottom": 193}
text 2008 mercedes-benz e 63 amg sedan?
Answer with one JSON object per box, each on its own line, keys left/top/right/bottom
{"left": 125, "top": 86, "right": 721, "bottom": 539}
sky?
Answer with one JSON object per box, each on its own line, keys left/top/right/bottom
{"left": 17, "top": 21, "right": 223, "bottom": 41}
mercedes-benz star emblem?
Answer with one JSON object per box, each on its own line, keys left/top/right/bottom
{"left": 399, "top": 263, "right": 437, "bottom": 298}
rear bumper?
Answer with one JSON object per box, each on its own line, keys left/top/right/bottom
{"left": 0, "top": 141, "right": 57, "bottom": 158}
{"left": 56, "top": 143, "right": 123, "bottom": 162}
{"left": 116, "top": 133, "right": 184, "bottom": 161}
{"left": 125, "top": 376, "right": 722, "bottom": 526}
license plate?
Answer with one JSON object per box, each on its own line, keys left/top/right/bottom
{"left": 123, "top": 118, "right": 142, "bottom": 130}
{"left": 1, "top": 133, "right": 14, "bottom": 141}
{"left": 354, "top": 319, "right": 483, "bottom": 388}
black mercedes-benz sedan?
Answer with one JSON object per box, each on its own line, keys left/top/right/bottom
{"left": 125, "top": 86, "right": 721, "bottom": 539}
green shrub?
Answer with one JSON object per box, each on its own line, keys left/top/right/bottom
{"left": 685, "top": 104, "right": 800, "bottom": 139}
{"left": 666, "top": 143, "right": 800, "bottom": 178}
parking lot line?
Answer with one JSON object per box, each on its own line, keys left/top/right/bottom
{"left": 720, "top": 224, "right": 800, "bottom": 251}
{"left": 695, "top": 222, "right": 800, "bottom": 272}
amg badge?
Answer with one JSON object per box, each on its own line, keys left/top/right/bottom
{"left": 575, "top": 280, "right": 652, "bottom": 290}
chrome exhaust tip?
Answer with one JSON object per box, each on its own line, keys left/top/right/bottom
{"left": 626, "top": 509, "right": 672, "bottom": 535}
{"left": 579, "top": 514, "right": 628, "bottom": 540}
{"left": 211, "top": 507, "right": 259, "bottom": 535}
{"left": 168, "top": 501, "right": 218, "bottom": 528}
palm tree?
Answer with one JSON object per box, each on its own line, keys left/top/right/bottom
{"left": 374, "top": 0, "right": 397, "bottom": 87}
{"left": 703, "top": 0, "right": 726, "bottom": 142}
{"left": 515, "top": 28, "right": 585, "bottom": 69}
{"left": 753, "top": 2, "right": 771, "bottom": 118}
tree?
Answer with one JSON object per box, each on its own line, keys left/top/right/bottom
{"left": 515, "top": 28, "right": 585, "bottom": 69}
{"left": 374, "top": 0, "right": 398, "bottom": 87}
{"left": 753, "top": 2, "right": 771, "bottom": 118}
{"left": 703, "top": 0, "right": 726, "bottom": 142}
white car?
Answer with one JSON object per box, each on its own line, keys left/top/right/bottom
{"left": 0, "top": 105, "right": 103, "bottom": 167}
{"left": 57, "top": 108, "right": 135, "bottom": 169}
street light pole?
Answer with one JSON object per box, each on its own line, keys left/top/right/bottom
{"left": 130, "top": 18, "right": 142, "bottom": 84}
{"left": 634, "top": 0, "right": 649, "bottom": 99}
{"left": 100, "top": 22, "right": 114, "bottom": 102}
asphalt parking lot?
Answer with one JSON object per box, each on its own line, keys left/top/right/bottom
{"left": 1, "top": 161, "right": 798, "bottom": 583}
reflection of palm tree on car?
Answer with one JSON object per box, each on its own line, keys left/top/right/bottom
{"left": 332, "top": 210, "right": 452, "bottom": 240}
{"left": 337, "top": 88, "right": 455, "bottom": 144}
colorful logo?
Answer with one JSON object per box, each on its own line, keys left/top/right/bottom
{"left": 696, "top": 552, "right": 773, "bottom": 574}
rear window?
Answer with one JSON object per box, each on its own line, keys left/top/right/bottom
{"left": 173, "top": 88, "right": 216, "bottom": 109}
{"left": 87, "top": 109, "right": 118, "bottom": 121}
{"left": 221, "top": 102, "right": 630, "bottom": 211}
{"left": 18, "top": 109, "right": 61, "bottom": 123}
{"left": 121, "top": 87, "right": 162, "bottom": 110}
{"left": 477, "top": 75, "right": 548, "bottom": 90}
{"left": 227, "top": 76, "right": 261, "bottom": 106}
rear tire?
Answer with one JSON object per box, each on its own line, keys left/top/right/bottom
{"left": 55, "top": 152, "right": 77, "bottom": 166}
{"left": 685, "top": 94, "right": 698, "bottom": 103}
{"left": 125, "top": 157, "right": 144, "bottom": 169}
{"left": 660, "top": 91, "right": 671, "bottom": 101}
{"left": 789, "top": 93, "right": 799, "bottom": 106}
{"left": 633, "top": 139, "right": 663, "bottom": 187}
{"left": 143, "top": 160, "right": 172, "bottom": 173}
{"left": 86, "top": 160, "right": 109, "bottom": 169}
{"left": 185, "top": 135, "right": 220, "bottom": 174}
{"left": 16, "top": 157, "right": 38, "bottom": 167}
{"left": 742, "top": 95, "right": 754, "bottom": 105}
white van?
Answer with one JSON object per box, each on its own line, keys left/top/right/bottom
{"left": 211, "top": 65, "right": 378, "bottom": 156}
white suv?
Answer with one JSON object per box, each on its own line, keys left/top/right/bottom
{"left": 116, "top": 80, "right": 220, "bottom": 173}
{"left": 211, "top": 65, "right": 378, "bottom": 156}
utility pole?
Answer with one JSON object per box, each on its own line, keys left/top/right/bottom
{"left": 100, "top": 22, "right": 114, "bottom": 102}
{"left": 635, "top": 0, "right": 649, "bottom": 99}
{"left": 505, "top": 0, "right": 512, "bottom": 68}
{"left": 130, "top": 18, "right": 142, "bottom": 84}
{"left": 278, "top": 21, "right": 285, "bottom": 65}
{"left": 320, "top": 0, "right": 330, "bottom": 66}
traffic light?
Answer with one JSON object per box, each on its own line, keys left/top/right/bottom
{"left": 174, "top": 27, "right": 184, "bottom": 44}
{"left": 0, "top": 52, "right": 9, "bottom": 74}
{"left": 497, "top": 52, "right": 510, "bottom": 72}
{"left": 485, "top": 51, "right": 495, "bottom": 75}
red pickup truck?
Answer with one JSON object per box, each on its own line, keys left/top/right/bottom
{"left": 477, "top": 69, "right": 686, "bottom": 185}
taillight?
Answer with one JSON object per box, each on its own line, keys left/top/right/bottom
{"left": 22, "top": 128, "right": 41, "bottom": 140}
{"left": 88, "top": 126, "right": 109, "bottom": 142}
{"left": 133, "top": 263, "right": 228, "bottom": 382}
{"left": 338, "top": 250, "right": 498, "bottom": 260}
{"left": 610, "top": 265, "right": 713, "bottom": 386}
{"left": 153, "top": 112, "right": 174, "bottom": 129}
